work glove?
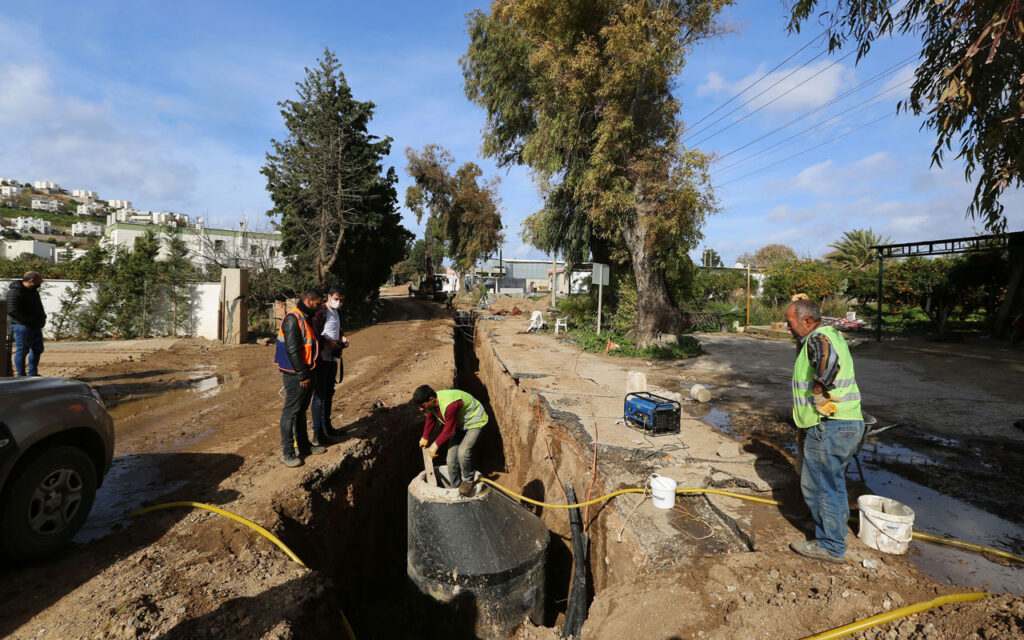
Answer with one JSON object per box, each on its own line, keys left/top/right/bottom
{"left": 427, "top": 442, "right": 439, "bottom": 458}
{"left": 813, "top": 393, "right": 838, "bottom": 417}
{"left": 418, "top": 438, "right": 429, "bottom": 448}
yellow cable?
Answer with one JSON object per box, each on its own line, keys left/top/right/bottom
{"left": 479, "top": 478, "right": 1023, "bottom": 565}
{"left": 800, "top": 591, "right": 990, "bottom": 640}
{"left": 130, "top": 501, "right": 358, "bottom": 640}
{"left": 131, "top": 501, "right": 308, "bottom": 566}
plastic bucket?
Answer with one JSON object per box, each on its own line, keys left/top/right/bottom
{"left": 650, "top": 474, "right": 677, "bottom": 510}
{"left": 626, "top": 371, "right": 647, "bottom": 394}
{"left": 857, "top": 494, "right": 915, "bottom": 554}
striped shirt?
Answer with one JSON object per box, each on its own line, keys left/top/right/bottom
{"left": 802, "top": 332, "right": 840, "bottom": 392}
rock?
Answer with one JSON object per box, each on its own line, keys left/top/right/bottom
{"left": 256, "top": 337, "right": 272, "bottom": 346}
{"left": 769, "top": 568, "right": 780, "bottom": 580}
{"left": 717, "top": 443, "right": 741, "bottom": 458}
{"left": 862, "top": 558, "right": 878, "bottom": 570}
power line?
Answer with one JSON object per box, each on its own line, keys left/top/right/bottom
{"left": 684, "top": 27, "right": 829, "bottom": 134}
{"left": 712, "top": 55, "right": 915, "bottom": 165}
{"left": 716, "top": 78, "right": 911, "bottom": 175}
{"left": 718, "top": 112, "right": 896, "bottom": 188}
{"left": 688, "top": 49, "right": 858, "bottom": 148}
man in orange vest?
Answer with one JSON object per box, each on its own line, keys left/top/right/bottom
{"left": 274, "top": 290, "right": 325, "bottom": 467}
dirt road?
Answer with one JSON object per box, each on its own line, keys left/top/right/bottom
{"left": 0, "top": 295, "right": 455, "bottom": 639}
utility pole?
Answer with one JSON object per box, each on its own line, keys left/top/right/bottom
{"left": 745, "top": 263, "right": 751, "bottom": 330}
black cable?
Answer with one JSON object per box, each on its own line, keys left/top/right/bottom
{"left": 688, "top": 49, "right": 858, "bottom": 147}
{"left": 718, "top": 112, "right": 895, "bottom": 187}
{"left": 684, "top": 27, "right": 829, "bottom": 134}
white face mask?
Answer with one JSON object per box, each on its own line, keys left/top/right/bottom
{"left": 329, "top": 299, "right": 341, "bottom": 310}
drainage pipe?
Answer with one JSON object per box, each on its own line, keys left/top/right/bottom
{"left": 800, "top": 591, "right": 990, "bottom": 640}
{"left": 478, "top": 479, "right": 1024, "bottom": 564}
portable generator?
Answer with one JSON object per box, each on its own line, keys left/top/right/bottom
{"left": 624, "top": 392, "right": 681, "bottom": 435}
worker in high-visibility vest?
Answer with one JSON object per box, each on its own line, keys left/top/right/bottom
{"left": 785, "top": 298, "right": 864, "bottom": 563}
{"left": 274, "top": 290, "right": 325, "bottom": 467}
{"left": 413, "top": 385, "right": 488, "bottom": 497}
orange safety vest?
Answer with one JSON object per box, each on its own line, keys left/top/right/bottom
{"left": 274, "top": 307, "right": 319, "bottom": 372}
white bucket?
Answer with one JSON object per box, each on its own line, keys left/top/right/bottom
{"left": 626, "top": 371, "right": 647, "bottom": 394}
{"left": 650, "top": 474, "right": 677, "bottom": 510}
{"left": 857, "top": 494, "right": 915, "bottom": 554}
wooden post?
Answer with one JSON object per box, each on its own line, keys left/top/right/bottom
{"left": 745, "top": 264, "right": 751, "bottom": 330}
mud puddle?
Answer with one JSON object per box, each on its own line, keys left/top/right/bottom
{"left": 105, "top": 370, "right": 240, "bottom": 440}
{"left": 74, "top": 454, "right": 187, "bottom": 543}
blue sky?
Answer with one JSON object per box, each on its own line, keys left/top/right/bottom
{"left": 1, "top": 1, "right": 1020, "bottom": 266}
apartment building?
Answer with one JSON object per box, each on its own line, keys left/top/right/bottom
{"left": 71, "top": 221, "right": 104, "bottom": 236}
{"left": 71, "top": 189, "right": 99, "bottom": 201}
{"left": 14, "top": 216, "right": 53, "bottom": 234}
{"left": 32, "top": 180, "right": 60, "bottom": 192}
{"left": 108, "top": 199, "right": 132, "bottom": 209}
{"left": 0, "top": 239, "right": 57, "bottom": 263}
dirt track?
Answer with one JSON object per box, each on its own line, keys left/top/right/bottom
{"left": 0, "top": 294, "right": 455, "bottom": 639}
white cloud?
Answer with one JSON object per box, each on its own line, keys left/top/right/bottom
{"left": 878, "top": 63, "right": 915, "bottom": 98}
{"left": 697, "top": 60, "right": 855, "bottom": 113}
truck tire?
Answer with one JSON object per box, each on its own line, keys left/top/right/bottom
{"left": 0, "top": 446, "right": 97, "bottom": 562}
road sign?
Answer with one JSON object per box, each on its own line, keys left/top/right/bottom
{"left": 592, "top": 262, "right": 610, "bottom": 286}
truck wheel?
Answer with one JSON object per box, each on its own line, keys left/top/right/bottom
{"left": 0, "top": 446, "right": 97, "bottom": 561}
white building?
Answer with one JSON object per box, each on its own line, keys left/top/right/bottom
{"left": 104, "top": 221, "right": 286, "bottom": 270}
{"left": 33, "top": 180, "right": 60, "bottom": 192}
{"left": 108, "top": 199, "right": 132, "bottom": 209}
{"left": 56, "top": 247, "right": 88, "bottom": 262}
{"left": 77, "top": 202, "right": 106, "bottom": 217}
{"left": 0, "top": 178, "right": 18, "bottom": 186}
{"left": 1, "top": 185, "right": 22, "bottom": 198}
{"left": 15, "top": 216, "right": 53, "bottom": 234}
{"left": 71, "top": 189, "right": 98, "bottom": 200}
{"left": 72, "top": 221, "right": 104, "bottom": 237}
{"left": 30, "top": 197, "right": 60, "bottom": 213}
{"left": 0, "top": 239, "right": 56, "bottom": 263}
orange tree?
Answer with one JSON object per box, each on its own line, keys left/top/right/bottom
{"left": 762, "top": 259, "right": 844, "bottom": 304}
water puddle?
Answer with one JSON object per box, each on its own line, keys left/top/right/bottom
{"left": 75, "top": 454, "right": 187, "bottom": 543}
{"left": 860, "top": 464, "right": 1024, "bottom": 596}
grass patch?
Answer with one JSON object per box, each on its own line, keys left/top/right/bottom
{"left": 0, "top": 206, "right": 105, "bottom": 230}
{"left": 565, "top": 328, "right": 703, "bottom": 359}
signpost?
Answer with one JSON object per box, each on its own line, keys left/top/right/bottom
{"left": 592, "top": 262, "right": 610, "bottom": 335}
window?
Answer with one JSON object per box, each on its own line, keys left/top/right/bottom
{"left": 214, "top": 239, "right": 224, "bottom": 251}
{"left": 269, "top": 248, "right": 277, "bottom": 257}
{"left": 250, "top": 245, "right": 258, "bottom": 257}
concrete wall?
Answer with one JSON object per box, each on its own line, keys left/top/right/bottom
{"left": 28, "top": 278, "right": 221, "bottom": 340}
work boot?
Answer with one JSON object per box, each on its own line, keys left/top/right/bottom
{"left": 300, "top": 445, "right": 327, "bottom": 456}
{"left": 458, "top": 479, "right": 476, "bottom": 497}
{"left": 282, "top": 452, "right": 303, "bottom": 467}
{"left": 790, "top": 539, "right": 844, "bottom": 564}
{"left": 311, "top": 431, "right": 331, "bottom": 447}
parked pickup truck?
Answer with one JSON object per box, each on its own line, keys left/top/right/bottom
{"left": 0, "top": 377, "right": 114, "bottom": 561}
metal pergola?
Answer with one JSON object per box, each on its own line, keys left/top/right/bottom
{"left": 870, "top": 231, "right": 1024, "bottom": 341}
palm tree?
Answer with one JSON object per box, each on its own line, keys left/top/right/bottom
{"left": 827, "top": 229, "right": 891, "bottom": 270}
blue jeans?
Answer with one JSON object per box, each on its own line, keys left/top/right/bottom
{"left": 446, "top": 427, "right": 483, "bottom": 485}
{"left": 800, "top": 418, "right": 864, "bottom": 557}
{"left": 12, "top": 324, "right": 44, "bottom": 377}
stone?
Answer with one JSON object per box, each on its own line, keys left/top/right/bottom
{"left": 717, "top": 443, "right": 741, "bottom": 458}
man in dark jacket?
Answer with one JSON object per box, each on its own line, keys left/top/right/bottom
{"left": 6, "top": 272, "right": 46, "bottom": 377}
{"left": 273, "top": 290, "right": 326, "bottom": 467}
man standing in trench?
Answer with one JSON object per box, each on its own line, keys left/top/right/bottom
{"left": 413, "top": 385, "right": 488, "bottom": 497}
{"left": 785, "top": 298, "right": 864, "bottom": 563}
{"left": 274, "top": 290, "right": 326, "bottom": 467}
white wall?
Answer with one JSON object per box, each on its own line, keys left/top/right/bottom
{"left": 32, "top": 279, "right": 222, "bottom": 340}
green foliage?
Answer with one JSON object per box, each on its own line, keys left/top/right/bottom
{"left": 462, "top": 0, "right": 727, "bottom": 344}
{"left": 787, "top": 1, "right": 1023, "bottom": 232}
{"left": 262, "top": 48, "right": 410, "bottom": 295}
{"left": 558, "top": 293, "right": 599, "bottom": 329}
{"left": 701, "top": 248, "right": 723, "bottom": 267}
{"left": 405, "top": 145, "right": 502, "bottom": 274}
{"left": 736, "top": 244, "right": 797, "bottom": 270}
{"left": 827, "top": 228, "right": 890, "bottom": 270}
{"left": 0, "top": 206, "right": 105, "bottom": 230}
{"left": 763, "top": 260, "right": 844, "bottom": 303}
{"left": 609, "top": 274, "right": 639, "bottom": 335}
{"left": 566, "top": 328, "right": 703, "bottom": 359}
{"left": 693, "top": 268, "right": 748, "bottom": 302}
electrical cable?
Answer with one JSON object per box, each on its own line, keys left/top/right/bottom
{"left": 688, "top": 49, "right": 856, "bottom": 147}
{"left": 709, "top": 55, "right": 914, "bottom": 161}
{"left": 477, "top": 479, "right": 1024, "bottom": 564}
{"left": 718, "top": 112, "right": 895, "bottom": 187}
{"left": 130, "top": 501, "right": 358, "bottom": 640}
{"left": 684, "top": 27, "right": 830, "bottom": 133}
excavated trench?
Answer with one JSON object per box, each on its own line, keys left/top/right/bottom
{"left": 271, "top": 311, "right": 749, "bottom": 639}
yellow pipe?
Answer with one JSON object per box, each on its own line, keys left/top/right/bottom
{"left": 912, "top": 531, "right": 1024, "bottom": 564}
{"left": 130, "top": 501, "right": 359, "bottom": 640}
{"left": 479, "top": 479, "right": 1023, "bottom": 565}
{"left": 800, "top": 591, "right": 990, "bottom": 640}
{"left": 131, "top": 501, "right": 308, "bottom": 567}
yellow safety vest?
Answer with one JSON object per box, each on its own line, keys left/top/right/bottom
{"left": 792, "top": 325, "right": 862, "bottom": 428}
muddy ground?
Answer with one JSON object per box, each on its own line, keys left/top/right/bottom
{"left": 0, "top": 300, "right": 1021, "bottom": 639}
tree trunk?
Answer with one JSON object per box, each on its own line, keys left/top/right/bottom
{"left": 620, "top": 213, "right": 681, "bottom": 348}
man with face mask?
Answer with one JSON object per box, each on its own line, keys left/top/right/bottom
{"left": 6, "top": 271, "right": 46, "bottom": 377}
{"left": 311, "top": 286, "right": 349, "bottom": 444}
